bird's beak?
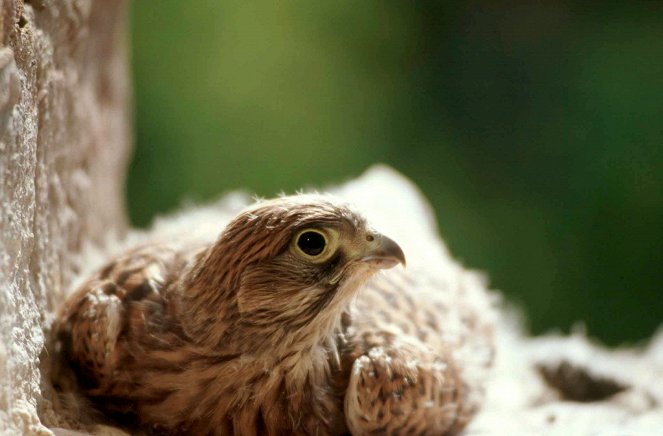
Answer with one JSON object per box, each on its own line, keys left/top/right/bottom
{"left": 359, "top": 233, "right": 406, "bottom": 269}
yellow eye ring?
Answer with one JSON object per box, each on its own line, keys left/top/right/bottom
{"left": 291, "top": 227, "right": 340, "bottom": 263}
{"left": 294, "top": 229, "right": 327, "bottom": 257}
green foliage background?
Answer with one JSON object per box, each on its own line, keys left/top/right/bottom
{"left": 129, "top": 2, "right": 663, "bottom": 345}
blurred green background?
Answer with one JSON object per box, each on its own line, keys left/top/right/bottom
{"left": 129, "top": 2, "right": 663, "bottom": 345}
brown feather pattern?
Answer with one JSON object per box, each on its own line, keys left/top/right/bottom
{"left": 51, "top": 195, "right": 494, "bottom": 435}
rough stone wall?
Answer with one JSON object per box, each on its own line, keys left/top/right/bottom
{"left": 0, "top": 0, "right": 130, "bottom": 433}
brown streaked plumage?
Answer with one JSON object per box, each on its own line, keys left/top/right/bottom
{"left": 51, "top": 195, "right": 494, "bottom": 435}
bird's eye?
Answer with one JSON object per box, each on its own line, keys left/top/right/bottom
{"left": 296, "top": 231, "right": 327, "bottom": 257}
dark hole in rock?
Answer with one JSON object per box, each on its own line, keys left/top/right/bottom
{"left": 537, "top": 360, "right": 628, "bottom": 402}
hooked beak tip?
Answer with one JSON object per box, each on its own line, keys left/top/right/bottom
{"left": 360, "top": 234, "right": 406, "bottom": 270}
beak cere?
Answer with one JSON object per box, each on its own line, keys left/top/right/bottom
{"left": 359, "top": 233, "right": 406, "bottom": 269}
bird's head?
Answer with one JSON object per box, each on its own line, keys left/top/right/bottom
{"left": 181, "top": 195, "right": 405, "bottom": 352}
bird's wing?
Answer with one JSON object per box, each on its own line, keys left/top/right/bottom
{"left": 53, "top": 244, "right": 183, "bottom": 395}
{"left": 331, "top": 165, "right": 497, "bottom": 433}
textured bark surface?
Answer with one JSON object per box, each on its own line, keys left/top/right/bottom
{"left": 0, "top": 0, "right": 130, "bottom": 434}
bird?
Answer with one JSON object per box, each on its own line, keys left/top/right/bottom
{"left": 51, "top": 185, "right": 495, "bottom": 435}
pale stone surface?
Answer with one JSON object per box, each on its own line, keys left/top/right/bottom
{"left": 0, "top": 0, "right": 130, "bottom": 434}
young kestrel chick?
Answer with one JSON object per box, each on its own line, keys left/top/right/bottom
{"left": 52, "top": 194, "right": 494, "bottom": 435}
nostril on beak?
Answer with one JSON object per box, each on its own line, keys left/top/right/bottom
{"left": 360, "top": 234, "right": 406, "bottom": 269}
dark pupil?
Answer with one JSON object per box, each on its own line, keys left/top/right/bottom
{"left": 297, "top": 231, "right": 326, "bottom": 256}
